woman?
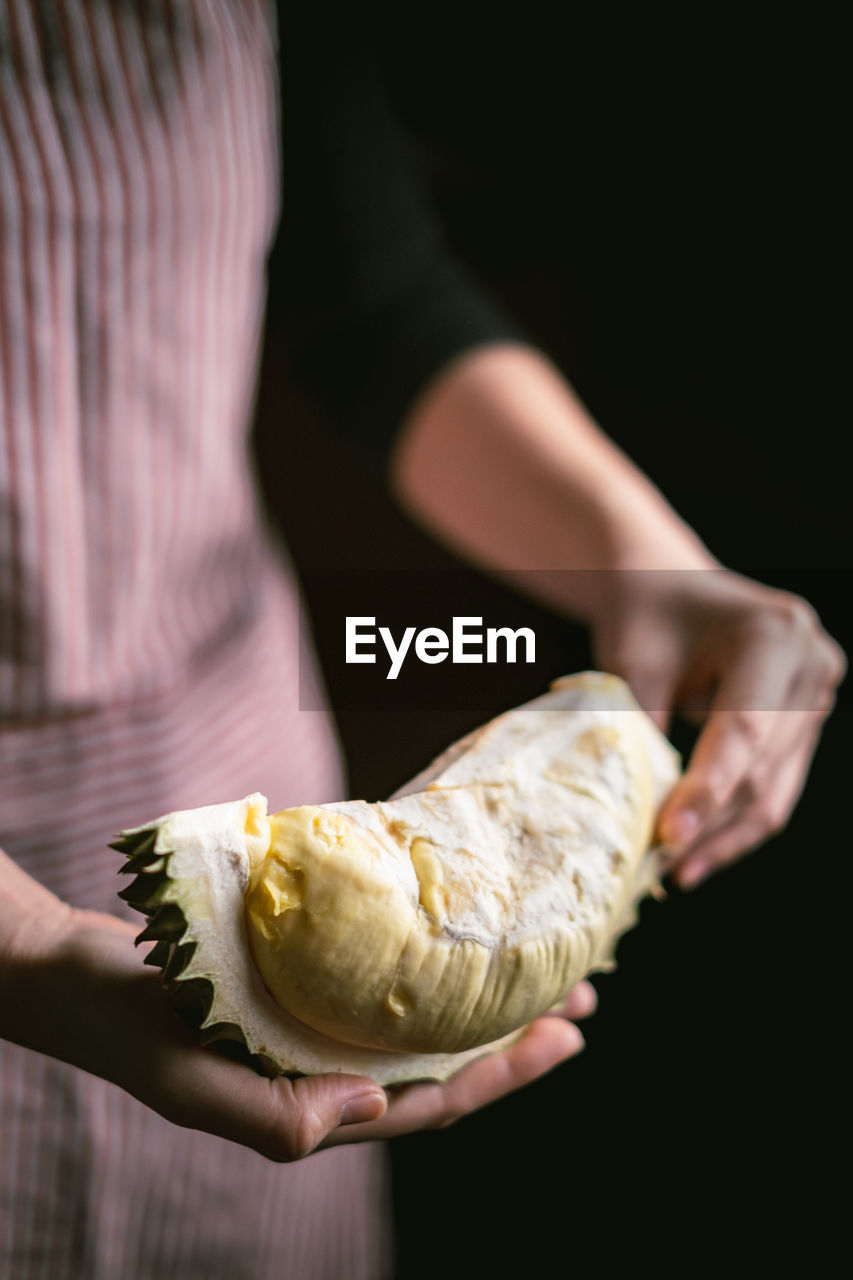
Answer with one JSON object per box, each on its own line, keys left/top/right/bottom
{"left": 0, "top": 4, "right": 843, "bottom": 1277}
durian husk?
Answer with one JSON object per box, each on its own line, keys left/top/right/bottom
{"left": 115, "top": 672, "right": 680, "bottom": 1086}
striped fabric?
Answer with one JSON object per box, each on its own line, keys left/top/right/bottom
{"left": 1, "top": 3, "right": 390, "bottom": 1276}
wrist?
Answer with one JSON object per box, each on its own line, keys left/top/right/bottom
{"left": 525, "top": 491, "right": 719, "bottom": 627}
{"left": 0, "top": 895, "right": 74, "bottom": 1047}
{"left": 0, "top": 846, "right": 74, "bottom": 992}
{"left": 0, "top": 891, "right": 132, "bottom": 1073}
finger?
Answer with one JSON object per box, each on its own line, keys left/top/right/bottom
{"left": 660, "top": 702, "right": 807, "bottom": 861}
{"left": 672, "top": 718, "right": 822, "bottom": 888}
{"left": 674, "top": 685, "right": 715, "bottom": 726}
{"left": 671, "top": 808, "right": 771, "bottom": 889}
{"left": 628, "top": 664, "right": 678, "bottom": 732}
{"left": 657, "top": 707, "right": 781, "bottom": 850}
{"left": 656, "top": 618, "right": 805, "bottom": 850}
{"left": 550, "top": 979, "right": 598, "bottom": 1021}
{"left": 321, "top": 1017, "right": 584, "bottom": 1148}
{"left": 151, "top": 1046, "right": 386, "bottom": 1162}
{"left": 608, "top": 635, "right": 682, "bottom": 733}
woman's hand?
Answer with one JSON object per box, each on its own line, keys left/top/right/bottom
{"left": 391, "top": 345, "right": 845, "bottom": 893}
{"left": 3, "top": 897, "right": 591, "bottom": 1162}
{"left": 592, "top": 568, "right": 846, "bottom": 888}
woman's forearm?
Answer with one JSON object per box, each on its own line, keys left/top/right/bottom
{"left": 389, "top": 342, "right": 717, "bottom": 623}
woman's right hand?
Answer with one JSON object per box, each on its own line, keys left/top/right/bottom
{"left": 2, "top": 893, "right": 591, "bottom": 1161}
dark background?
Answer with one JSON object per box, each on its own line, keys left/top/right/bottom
{"left": 255, "top": 14, "right": 848, "bottom": 1277}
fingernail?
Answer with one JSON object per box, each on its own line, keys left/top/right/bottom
{"left": 575, "top": 982, "right": 598, "bottom": 1018}
{"left": 663, "top": 809, "right": 701, "bottom": 850}
{"left": 675, "top": 857, "right": 711, "bottom": 890}
{"left": 339, "top": 1091, "right": 386, "bottom": 1126}
{"left": 568, "top": 1028, "right": 586, "bottom": 1055}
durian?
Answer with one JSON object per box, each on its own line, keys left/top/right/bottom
{"left": 115, "top": 672, "right": 680, "bottom": 1086}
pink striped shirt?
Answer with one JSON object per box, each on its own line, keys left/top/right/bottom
{"left": 1, "top": 3, "right": 389, "bottom": 1275}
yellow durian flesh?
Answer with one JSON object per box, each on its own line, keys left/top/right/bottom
{"left": 244, "top": 807, "right": 420, "bottom": 1050}
{"left": 242, "top": 672, "right": 679, "bottom": 1056}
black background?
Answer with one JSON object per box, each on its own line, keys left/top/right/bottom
{"left": 255, "top": 12, "right": 849, "bottom": 1277}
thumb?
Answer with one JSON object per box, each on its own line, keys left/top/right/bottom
{"left": 271, "top": 1072, "right": 389, "bottom": 1160}
{"left": 617, "top": 655, "right": 679, "bottom": 733}
{"left": 655, "top": 628, "right": 795, "bottom": 850}
{"left": 594, "top": 617, "right": 681, "bottom": 734}
{"left": 156, "top": 1046, "right": 387, "bottom": 1162}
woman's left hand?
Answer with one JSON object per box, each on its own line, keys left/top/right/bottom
{"left": 592, "top": 568, "right": 846, "bottom": 888}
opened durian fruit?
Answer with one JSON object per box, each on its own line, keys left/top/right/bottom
{"left": 115, "top": 672, "right": 680, "bottom": 1086}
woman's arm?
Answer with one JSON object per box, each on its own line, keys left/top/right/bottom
{"left": 276, "top": 15, "right": 845, "bottom": 887}
{"left": 390, "top": 342, "right": 846, "bottom": 887}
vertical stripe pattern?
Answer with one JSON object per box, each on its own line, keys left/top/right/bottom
{"left": 0, "top": 3, "right": 391, "bottom": 1276}
{"left": 0, "top": 0, "right": 281, "bottom": 717}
